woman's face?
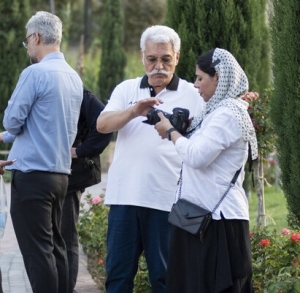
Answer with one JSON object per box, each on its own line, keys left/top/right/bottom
{"left": 194, "top": 66, "right": 218, "bottom": 102}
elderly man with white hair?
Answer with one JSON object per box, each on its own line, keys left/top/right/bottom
{"left": 97, "top": 25, "right": 203, "bottom": 293}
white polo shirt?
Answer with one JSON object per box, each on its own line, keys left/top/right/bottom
{"left": 103, "top": 75, "right": 203, "bottom": 211}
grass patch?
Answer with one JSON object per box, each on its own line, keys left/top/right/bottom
{"left": 249, "top": 185, "right": 288, "bottom": 231}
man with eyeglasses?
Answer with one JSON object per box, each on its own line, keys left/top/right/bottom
{"left": 97, "top": 25, "right": 204, "bottom": 293}
{"left": 3, "top": 11, "right": 83, "bottom": 293}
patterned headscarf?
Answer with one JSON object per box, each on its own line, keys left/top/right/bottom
{"left": 187, "top": 48, "right": 258, "bottom": 160}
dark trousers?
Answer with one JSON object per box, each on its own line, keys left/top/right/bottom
{"left": 105, "top": 205, "right": 170, "bottom": 293}
{"left": 61, "top": 189, "right": 82, "bottom": 293}
{"left": 0, "top": 269, "right": 3, "bottom": 293}
{"left": 10, "top": 170, "right": 69, "bottom": 293}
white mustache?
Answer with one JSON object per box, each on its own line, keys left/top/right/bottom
{"left": 146, "top": 69, "right": 170, "bottom": 76}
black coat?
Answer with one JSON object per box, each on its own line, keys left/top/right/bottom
{"left": 68, "top": 88, "right": 112, "bottom": 192}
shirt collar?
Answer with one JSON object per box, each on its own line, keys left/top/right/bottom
{"left": 140, "top": 74, "right": 180, "bottom": 91}
{"left": 40, "top": 52, "right": 64, "bottom": 62}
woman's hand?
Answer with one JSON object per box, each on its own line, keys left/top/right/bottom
{"left": 154, "top": 112, "right": 174, "bottom": 139}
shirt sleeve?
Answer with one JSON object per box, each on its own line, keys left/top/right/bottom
{"left": 2, "top": 131, "right": 15, "bottom": 143}
{"left": 175, "top": 107, "right": 243, "bottom": 169}
{"left": 3, "top": 67, "right": 38, "bottom": 135}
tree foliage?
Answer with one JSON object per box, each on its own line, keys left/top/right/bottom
{"left": 98, "top": 0, "right": 126, "bottom": 103}
{"left": 67, "top": 0, "right": 104, "bottom": 48}
{"left": 54, "top": 0, "right": 71, "bottom": 48}
{"left": 270, "top": 0, "right": 300, "bottom": 227}
{"left": 62, "top": 0, "right": 167, "bottom": 51}
{"left": 122, "top": 0, "right": 166, "bottom": 51}
{"left": 0, "top": 0, "right": 31, "bottom": 129}
{"left": 165, "top": 0, "right": 270, "bottom": 93}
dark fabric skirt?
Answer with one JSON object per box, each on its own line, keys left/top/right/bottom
{"left": 166, "top": 218, "right": 254, "bottom": 293}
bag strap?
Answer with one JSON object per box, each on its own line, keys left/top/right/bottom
{"left": 211, "top": 167, "right": 241, "bottom": 213}
{"left": 178, "top": 165, "right": 242, "bottom": 214}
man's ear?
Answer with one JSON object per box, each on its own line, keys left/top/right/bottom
{"left": 141, "top": 51, "right": 144, "bottom": 65}
{"left": 175, "top": 52, "right": 180, "bottom": 65}
{"left": 34, "top": 32, "right": 41, "bottom": 45}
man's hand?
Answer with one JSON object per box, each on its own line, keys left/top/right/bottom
{"left": 97, "top": 97, "right": 164, "bottom": 133}
{"left": 132, "top": 97, "right": 164, "bottom": 117}
{"left": 70, "top": 147, "right": 77, "bottom": 159}
{"left": 0, "top": 159, "right": 16, "bottom": 175}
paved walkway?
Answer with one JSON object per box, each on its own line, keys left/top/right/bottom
{"left": 0, "top": 174, "right": 108, "bottom": 293}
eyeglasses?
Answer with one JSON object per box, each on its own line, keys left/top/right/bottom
{"left": 145, "top": 55, "right": 174, "bottom": 65}
{"left": 22, "top": 33, "right": 34, "bottom": 49}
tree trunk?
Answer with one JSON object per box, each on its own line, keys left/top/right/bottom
{"left": 83, "top": 0, "right": 92, "bottom": 54}
{"left": 255, "top": 154, "right": 266, "bottom": 226}
{"left": 50, "top": 0, "right": 55, "bottom": 13}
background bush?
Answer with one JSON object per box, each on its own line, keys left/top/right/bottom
{"left": 78, "top": 193, "right": 151, "bottom": 292}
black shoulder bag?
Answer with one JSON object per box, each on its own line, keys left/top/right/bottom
{"left": 168, "top": 167, "right": 241, "bottom": 242}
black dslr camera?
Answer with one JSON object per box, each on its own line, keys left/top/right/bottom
{"left": 143, "top": 107, "right": 190, "bottom": 135}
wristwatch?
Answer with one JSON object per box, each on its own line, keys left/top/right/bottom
{"left": 166, "top": 127, "right": 176, "bottom": 141}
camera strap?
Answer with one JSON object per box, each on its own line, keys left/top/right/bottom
{"left": 185, "top": 120, "right": 203, "bottom": 138}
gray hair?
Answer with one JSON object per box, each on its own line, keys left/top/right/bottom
{"left": 26, "top": 11, "right": 62, "bottom": 46}
{"left": 140, "top": 25, "right": 181, "bottom": 53}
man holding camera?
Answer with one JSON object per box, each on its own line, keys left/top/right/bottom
{"left": 97, "top": 25, "right": 203, "bottom": 293}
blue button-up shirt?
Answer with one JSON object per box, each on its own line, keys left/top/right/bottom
{"left": 3, "top": 52, "right": 83, "bottom": 174}
{"left": 2, "top": 131, "right": 15, "bottom": 143}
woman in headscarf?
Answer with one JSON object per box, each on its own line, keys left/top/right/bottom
{"left": 154, "top": 48, "right": 257, "bottom": 293}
